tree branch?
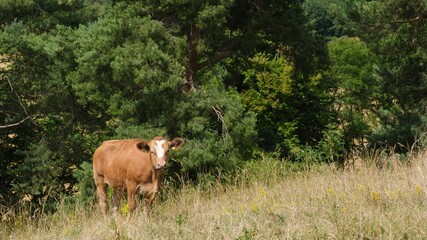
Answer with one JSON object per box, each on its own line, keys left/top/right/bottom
{"left": 197, "top": 48, "right": 234, "bottom": 71}
{"left": 365, "top": 15, "right": 427, "bottom": 28}
{"left": 197, "top": 36, "right": 242, "bottom": 71}
{"left": 212, "top": 106, "right": 228, "bottom": 136}
{"left": 6, "top": 76, "right": 30, "bottom": 117}
{"left": 0, "top": 115, "right": 40, "bottom": 129}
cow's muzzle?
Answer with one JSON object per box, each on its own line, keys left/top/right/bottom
{"left": 155, "top": 162, "right": 167, "bottom": 170}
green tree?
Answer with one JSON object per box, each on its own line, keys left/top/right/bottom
{"left": 327, "top": 37, "right": 381, "bottom": 151}
{"left": 141, "top": 0, "right": 326, "bottom": 90}
{"left": 68, "top": 2, "right": 185, "bottom": 123}
{"left": 242, "top": 52, "right": 333, "bottom": 157}
{"left": 303, "top": 0, "right": 356, "bottom": 37}
{"left": 0, "top": 1, "right": 99, "bottom": 206}
{"left": 357, "top": 0, "right": 427, "bottom": 149}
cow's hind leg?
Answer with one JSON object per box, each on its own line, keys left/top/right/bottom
{"left": 94, "top": 175, "right": 108, "bottom": 216}
{"left": 112, "top": 189, "right": 123, "bottom": 217}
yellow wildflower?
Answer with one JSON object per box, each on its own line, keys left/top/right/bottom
{"left": 415, "top": 185, "right": 423, "bottom": 195}
{"left": 121, "top": 203, "right": 129, "bottom": 215}
{"left": 371, "top": 191, "right": 381, "bottom": 203}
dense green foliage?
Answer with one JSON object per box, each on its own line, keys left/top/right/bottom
{"left": 327, "top": 37, "right": 381, "bottom": 150}
{"left": 1, "top": 0, "right": 426, "bottom": 211}
{"left": 357, "top": 0, "right": 427, "bottom": 149}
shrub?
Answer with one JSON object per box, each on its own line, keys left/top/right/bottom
{"left": 73, "top": 161, "right": 96, "bottom": 205}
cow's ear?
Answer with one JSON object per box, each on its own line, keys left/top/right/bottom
{"left": 136, "top": 140, "right": 150, "bottom": 152}
{"left": 169, "top": 138, "right": 184, "bottom": 150}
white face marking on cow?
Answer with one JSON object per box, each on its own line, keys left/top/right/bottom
{"left": 154, "top": 140, "right": 166, "bottom": 158}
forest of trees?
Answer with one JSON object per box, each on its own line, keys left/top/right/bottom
{"left": 1, "top": 0, "right": 426, "bottom": 211}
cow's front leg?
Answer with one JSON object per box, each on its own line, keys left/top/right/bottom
{"left": 126, "top": 180, "right": 137, "bottom": 216}
{"left": 143, "top": 191, "right": 157, "bottom": 216}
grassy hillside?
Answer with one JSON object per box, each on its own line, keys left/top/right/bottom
{"left": 3, "top": 153, "right": 427, "bottom": 239}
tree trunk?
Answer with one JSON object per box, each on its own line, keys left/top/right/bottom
{"left": 183, "top": 23, "right": 200, "bottom": 93}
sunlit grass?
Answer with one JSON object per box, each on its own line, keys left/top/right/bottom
{"left": 2, "top": 152, "right": 427, "bottom": 239}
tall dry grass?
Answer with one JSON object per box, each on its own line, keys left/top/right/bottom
{"left": 2, "top": 151, "right": 427, "bottom": 239}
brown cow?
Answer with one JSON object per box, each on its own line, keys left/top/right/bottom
{"left": 92, "top": 136, "right": 184, "bottom": 216}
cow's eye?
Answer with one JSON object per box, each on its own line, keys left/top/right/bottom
{"left": 150, "top": 150, "right": 155, "bottom": 155}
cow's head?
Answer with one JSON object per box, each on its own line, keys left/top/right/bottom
{"left": 136, "top": 137, "right": 184, "bottom": 170}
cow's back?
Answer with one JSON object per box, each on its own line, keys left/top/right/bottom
{"left": 93, "top": 139, "right": 146, "bottom": 188}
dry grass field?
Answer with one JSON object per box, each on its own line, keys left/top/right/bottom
{"left": 2, "top": 152, "right": 427, "bottom": 239}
